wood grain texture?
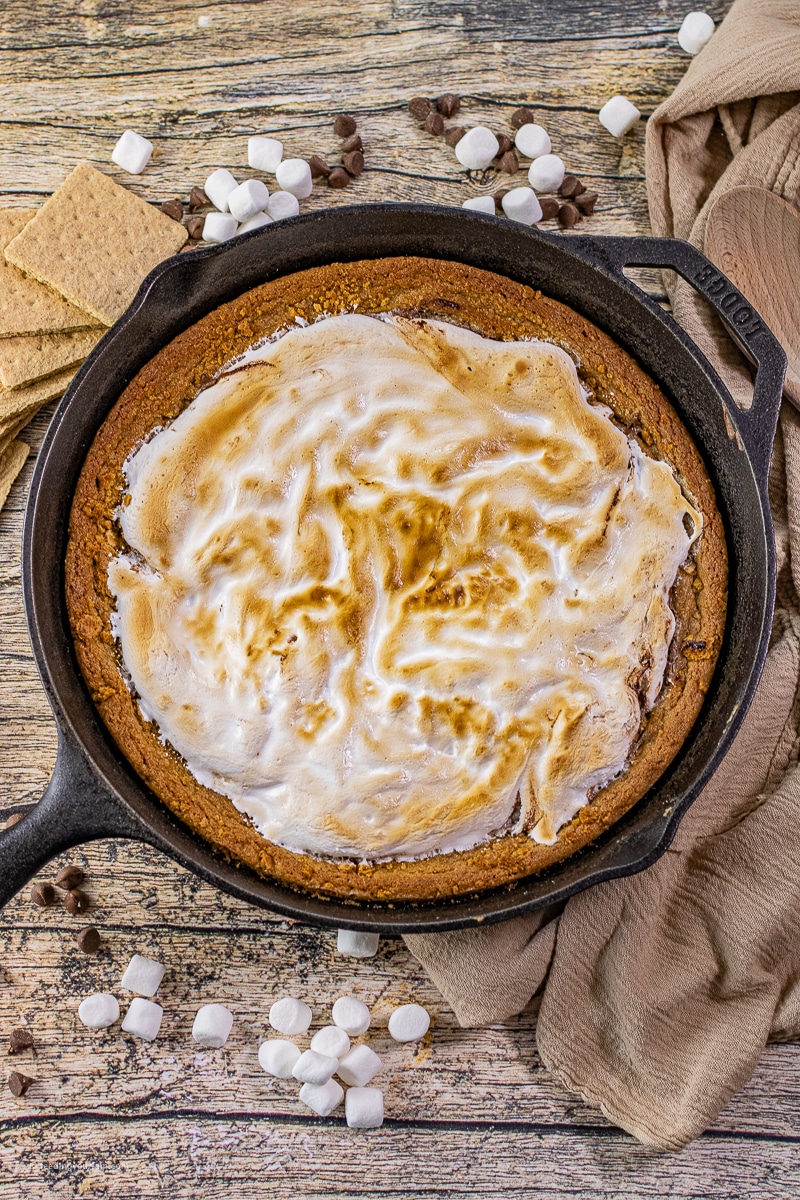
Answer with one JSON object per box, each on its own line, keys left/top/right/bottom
{"left": 5, "top": 0, "right": 799, "bottom": 1196}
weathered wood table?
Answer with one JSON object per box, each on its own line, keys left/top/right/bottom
{"left": 2, "top": 1, "right": 799, "bottom": 1195}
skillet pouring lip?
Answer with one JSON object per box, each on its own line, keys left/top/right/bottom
{"left": 18, "top": 203, "right": 782, "bottom": 932}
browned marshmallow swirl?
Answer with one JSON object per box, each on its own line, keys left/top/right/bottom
{"left": 108, "top": 314, "right": 700, "bottom": 858}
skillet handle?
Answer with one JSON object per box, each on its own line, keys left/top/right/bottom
{"left": 570, "top": 234, "right": 787, "bottom": 485}
{"left": 0, "top": 729, "right": 148, "bottom": 908}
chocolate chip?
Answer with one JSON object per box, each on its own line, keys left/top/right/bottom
{"left": 5, "top": 813, "right": 23, "bottom": 827}
{"left": 423, "top": 112, "right": 445, "bottom": 136}
{"left": 327, "top": 167, "right": 350, "bottom": 189}
{"left": 7, "top": 1071, "right": 33, "bottom": 1097}
{"left": 343, "top": 149, "right": 365, "bottom": 177}
{"left": 8, "top": 1029, "right": 34, "bottom": 1055}
{"left": 574, "top": 190, "right": 598, "bottom": 215}
{"left": 76, "top": 927, "right": 101, "bottom": 955}
{"left": 333, "top": 113, "right": 357, "bottom": 137}
{"left": 539, "top": 197, "right": 560, "bottom": 220}
{"left": 558, "top": 202, "right": 581, "bottom": 228}
{"left": 408, "top": 96, "right": 432, "bottom": 120}
{"left": 436, "top": 93, "right": 461, "bottom": 118}
{"left": 64, "top": 889, "right": 89, "bottom": 915}
{"left": 188, "top": 186, "right": 209, "bottom": 212}
{"left": 498, "top": 150, "right": 519, "bottom": 174}
{"left": 444, "top": 126, "right": 467, "bottom": 148}
{"left": 55, "top": 865, "right": 85, "bottom": 891}
{"left": 186, "top": 216, "right": 205, "bottom": 240}
{"left": 493, "top": 189, "right": 510, "bottom": 206}
{"left": 559, "top": 174, "right": 583, "bottom": 199}
{"left": 160, "top": 198, "right": 184, "bottom": 222}
{"left": 511, "top": 106, "right": 535, "bottom": 128}
{"left": 30, "top": 882, "right": 56, "bottom": 908}
{"left": 495, "top": 133, "right": 513, "bottom": 156}
{"left": 308, "top": 154, "right": 332, "bottom": 179}
{"left": 341, "top": 133, "right": 363, "bottom": 154}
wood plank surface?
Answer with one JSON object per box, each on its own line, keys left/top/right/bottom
{"left": 5, "top": 0, "right": 800, "bottom": 1197}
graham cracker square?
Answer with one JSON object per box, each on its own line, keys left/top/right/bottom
{"left": 5, "top": 163, "right": 188, "bottom": 326}
{"left": 0, "top": 367, "right": 77, "bottom": 426}
{"left": 0, "top": 327, "right": 102, "bottom": 390}
{"left": 0, "top": 439, "right": 30, "bottom": 514}
{"left": 0, "top": 211, "right": 103, "bottom": 337}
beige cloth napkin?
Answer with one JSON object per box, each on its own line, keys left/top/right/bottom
{"left": 405, "top": 0, "right": 800, "bottom": 1151}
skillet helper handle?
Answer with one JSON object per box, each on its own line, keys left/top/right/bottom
{"left": 573, "top": 234, "right": 787, "bottom": 484}
{"left": 0, "top": 730, "right": 147, "bottom": 907}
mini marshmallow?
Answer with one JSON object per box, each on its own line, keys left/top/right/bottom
{"left": 192, "top": 1003, "right": 233, "bottom": 1049}
{"left": 678, "top": 11, "right": 715, "bottom": 55}
{"left": 121, "top": 954, "right": 165, "bottom": 997}
{"left": 337, "top": 929, "right": 381, "bottom": 958}
{"left": 310, "top": 1025, "right": 350, "bottom": 1059}
{"left": 258, "top": 1039, "right": 301, "bottom": 1078}
{"left": 248, "top": 136, "right": 284, "bottom": 174}
{"left": 121, "top": 997, "right": 163, "bottom": 1041}
{"left": 111, "top": 130, "right": 153, "bottom": 175}
{"left": 227, "top": 179, "right": 270, "bottom": 223}
{"left": 292, "top": 1048, "right": 339, "bottom": 1086}
{"left": 269, "top": 996, "right": 312, "bottom": 1035}
{"left": 501, "top": 187, "right": 543, "bottom": 225}
{"left": 337, "top": 1044, "right": 382, "bottom": 1088}
{"left": 598, "top": 96, "right": 641, "bottom": 138}
{"left": 203, "top": 212, "right": 239, "bottom": 243}
{"left": 331, "top": 995, "right": 371, "bottom": 1037}
{"left": 527, "top": 154, "right": 566, "bottom": 192}
{"left": 299, "top": 1078, "right": 344, "bottom": 1117}
{"left": 346, "top": 1086, "right": 384, "bottom": 1130}
{"left": 78, "top": 993, "right": 120, "bottom": 1029}
{"left": 275, "top": 159, "right": 313, "bottom": 199}
{"left": 388, "top": 1003, "right": 430, "bottom": 1043}
{"left": 237, "top": 211, "right": 274, "bottom": 234}
{"left": 462, "top": 196, "right": 496, "bottom": 215}
{"left": 514, "top": 123, "right": 551, "bottom": 160}
{"left": 267, "top": 191, "right": 301, "bottom": 221}
{"left": 204, "top": 168, "right": 239, "bottom": 212}
{"left": 455, "top": 127, "right": 500, "bottom": 170}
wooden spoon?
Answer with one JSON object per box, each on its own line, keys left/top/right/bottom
{"left": 705, "top": 186, "right": 800, "bottom": 406}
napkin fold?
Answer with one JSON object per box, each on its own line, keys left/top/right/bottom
{"left": 405, "top": 0, "right": 800, "bottom": 1150}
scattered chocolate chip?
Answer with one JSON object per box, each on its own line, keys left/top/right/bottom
{"left": 559, "top": 174, "right": 583, "bottom": 199}
{"left": 341, "top": 133, "right": 363, "bottom": 154}
{"left": 683, "top": 639, "right": 707, "bottom": 651}
{"left": 186, "top": 216, "right": 205, "bottom": 240}
{"left": 574, "top": 190, "right": 598, "bottom": 215}
{"left": 444, "top": 126, "right": 467, "bottom": 148}
{"left": 188, "top": 186, "right": 209, "bottom": 212}
{"left": 8, "top": 1029, "right": 34, "bottom": 1055}
{"left": 493, "top": 189, "right": 510, "bottom": 206}
{"left": 333, "top": 113, "right": 357, "bottom": 137}
{"left": 343, "top": 149, "right": 365, "bottom": 177}
{"left": 5, "top": 813, "right": 23, "bottom": 828}
{"left": 408, "top": 96, "right": 432, "bottom": 120}
{"left": 76, "top": 927, "right": 101, "bottom": 955}
{"left": 327, "top": 167, "right": 350, "bottom": 189}
{"left": 423, "top": 112, "right": 445, "bottom": 136}
{"left": 30, "top": 882, "right": 56, "bottom": 908}
{"left": 160, "top": 198, "right": 184, "bottom": 222}
{"left": 539, "top": 197, "right": 560, "bottom": 220}
{"left": 308, "top": 154, "right": 332, "bottom": 179}
{"left": 7, "top": 1071, "right": 33, "bottom": 1097}
{"left": 55, "top": 865, "right": 85, "bottom": 891}
{"left": 64, "top": 889, "right": 89, "bottom": 915}
{"left": 495, "top": 133, "right": 513, "bottom": 157}
{"left": 558, "top": 202, "right": 581, "bottom": 228}
{"left": 436, "top": 93, "right": 461, "bottom": 118}
{"left": 498, "top": 150, "right": 519, "bottom": 174}
{"left": 511, "top": 106, "right": 535, "bottom": 129}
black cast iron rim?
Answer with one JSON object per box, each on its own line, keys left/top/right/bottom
{"left": 5, "top": 204, "right": 786, "bottom": 931}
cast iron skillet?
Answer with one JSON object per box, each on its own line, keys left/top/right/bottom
{"left": 0, "top": 205, "right": 786, "bottom": 931}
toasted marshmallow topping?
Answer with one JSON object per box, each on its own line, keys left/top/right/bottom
{"left": 108, "top": 314, "right": 700, "bottom": 858}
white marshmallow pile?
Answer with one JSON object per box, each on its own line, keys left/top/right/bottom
{"left": 196, "top": 134, "right": 305, "bottom": 242}
{"left": 598, "top": 95, "right": 642, "bottom": 138}
{"left": 111, "top": 130, "right": 153, "bottom": 176}
{"left": 678, "top": 11, "right": 715, "bottom": 55}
